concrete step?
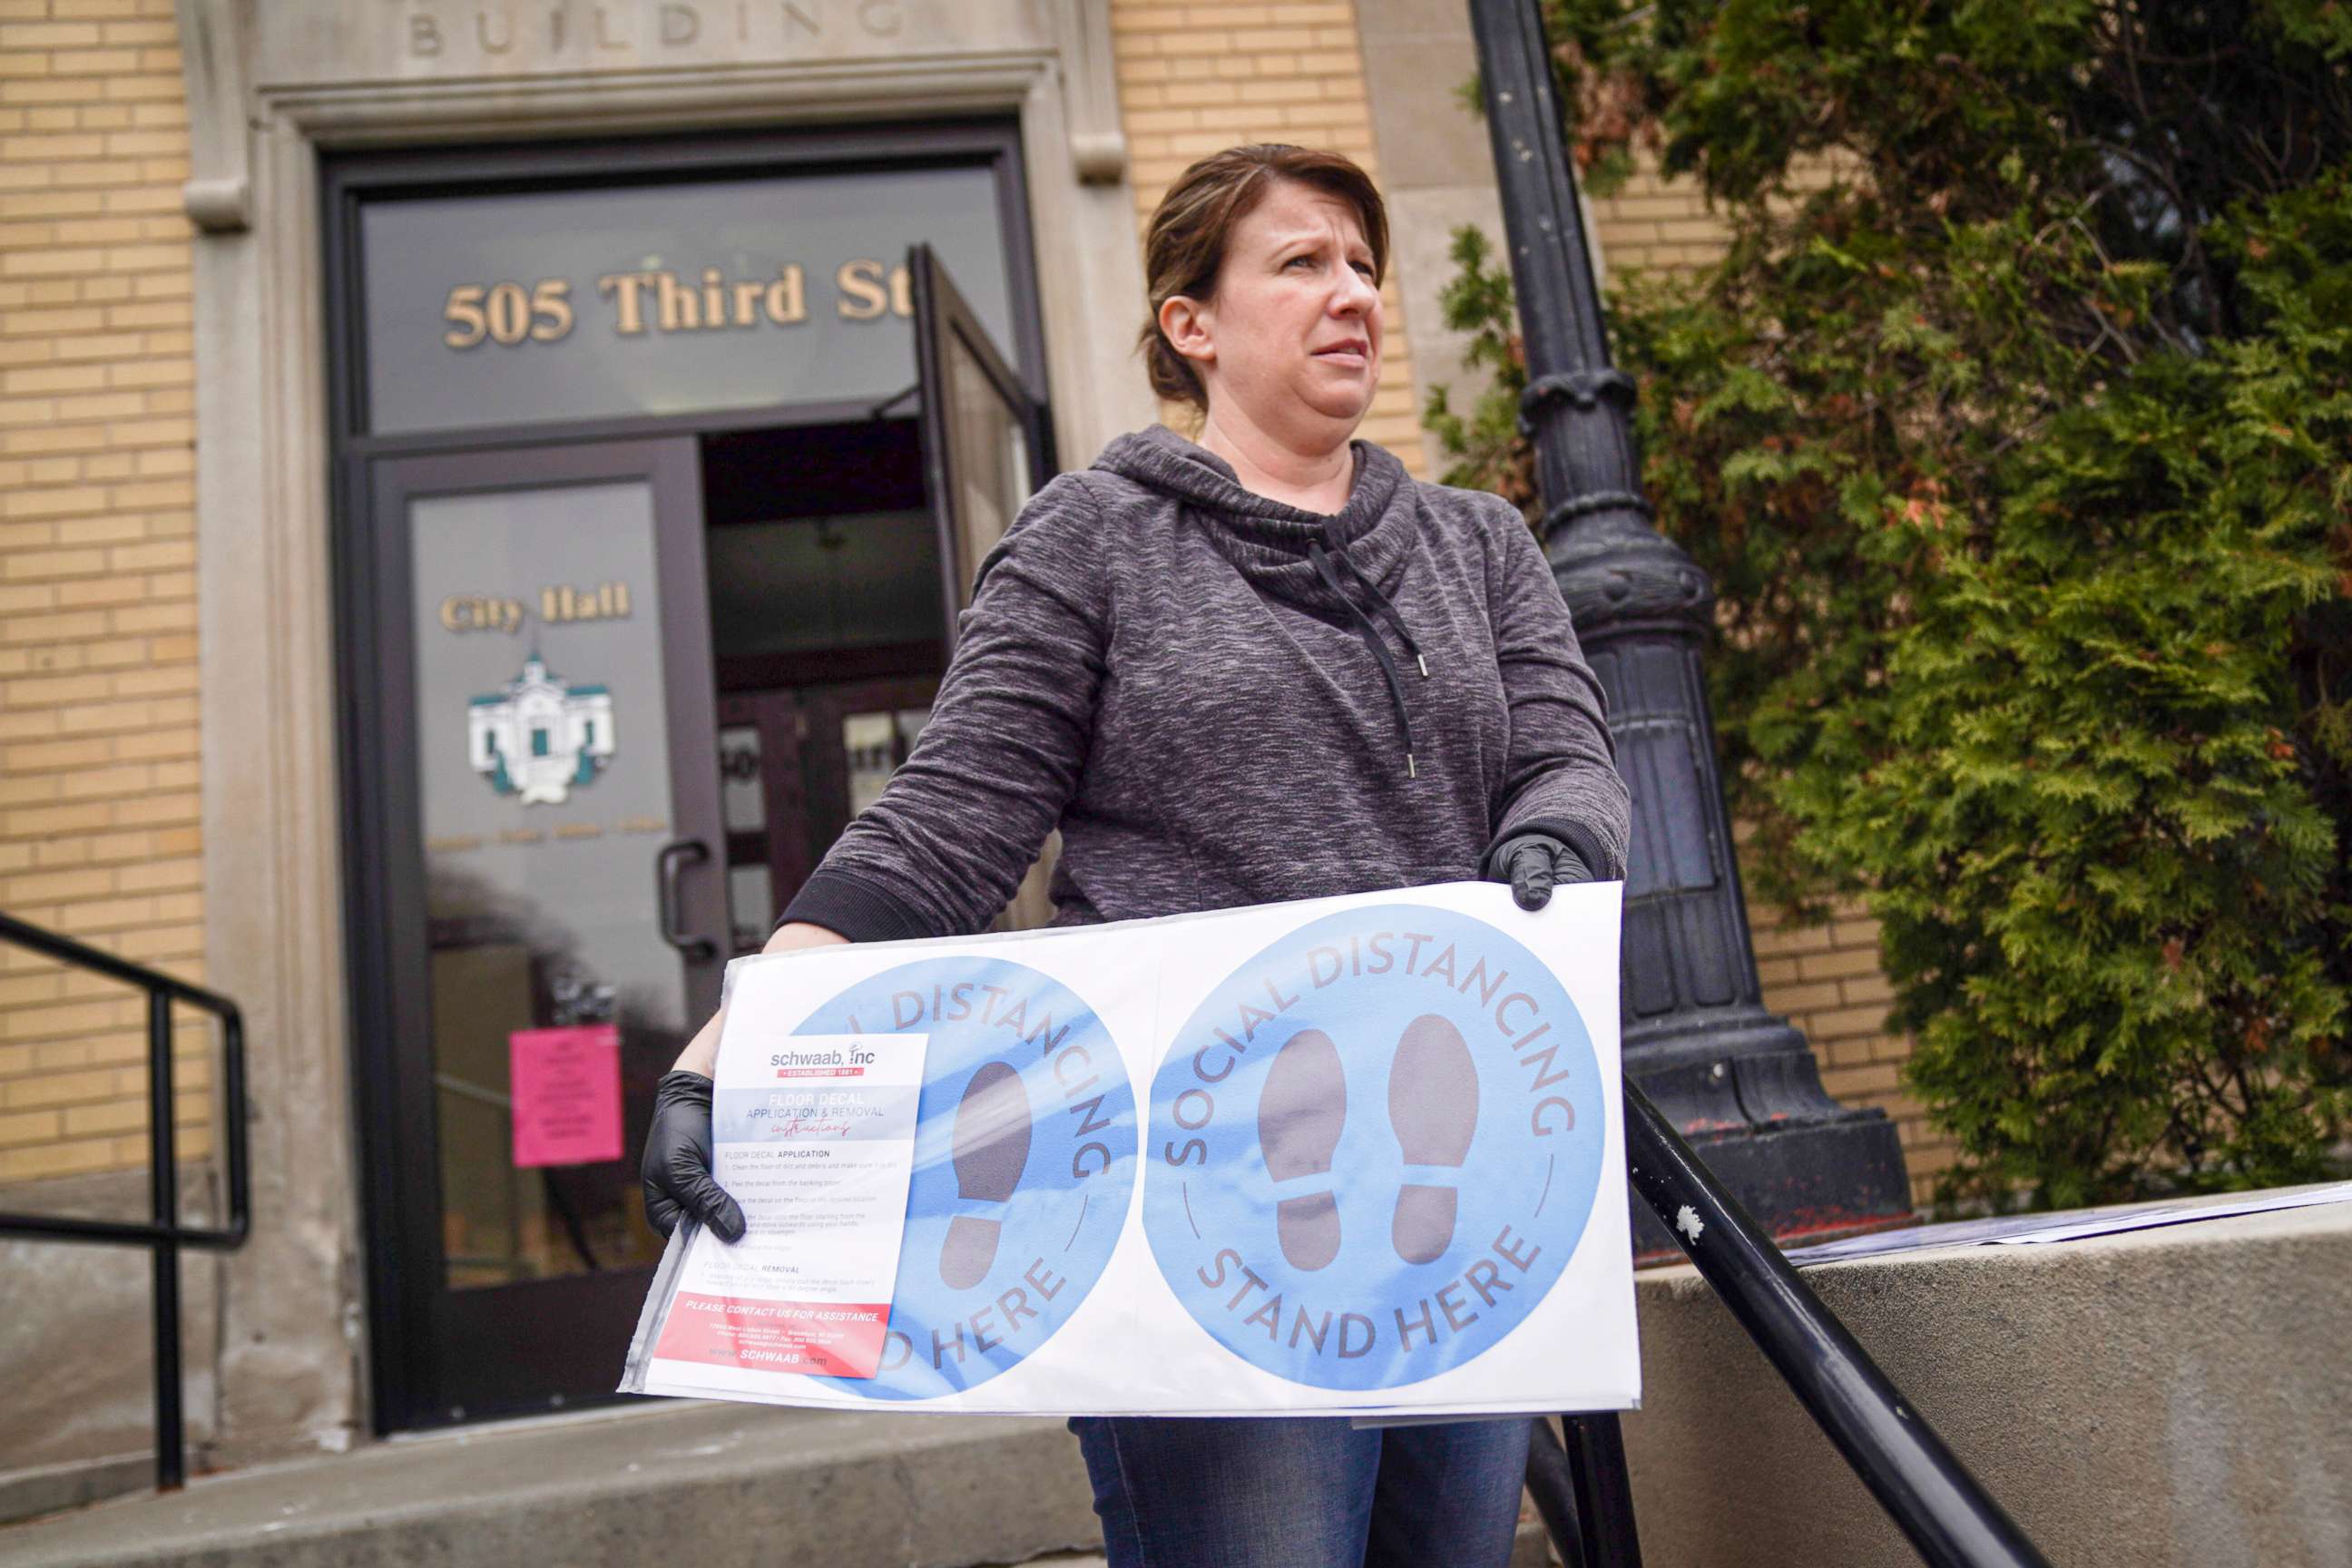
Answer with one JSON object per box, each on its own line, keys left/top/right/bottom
{"left": 0, "top": 1400, "right": 1560, "bottom": 1568}
{"left": 1015, "top": 1524, "right": 1553, "bottom": 1567}
{"left": 0, "top": 1400, "right": 1101, "bottom": 1568}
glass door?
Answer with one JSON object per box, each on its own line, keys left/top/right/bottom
{"left": 910, "top": 242, "right": 1052, "bottom": 641}
{"left": 909, "top": 245, "right": 1062, "bottom": 929}
{"left": 350, "top": 437, "right": 727, "bottom": 1426}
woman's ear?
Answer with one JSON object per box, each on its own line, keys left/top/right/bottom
{"left": 1158, "top": 293, "right": 1215, "bottom": 368}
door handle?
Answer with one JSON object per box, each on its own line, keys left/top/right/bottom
{"left": 655, "top": 839, "right": 718, "bottom": 961}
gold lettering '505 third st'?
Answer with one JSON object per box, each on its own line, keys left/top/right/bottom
{"left": 440, "top": 262, "right": 917, "bottom": 347}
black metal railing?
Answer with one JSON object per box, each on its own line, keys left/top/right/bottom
{"left": 1525, "top": 1082, "right": 2050, "bottom": 1567}
{"left": 0, "top": 911, "right": 250, "bottom": 1492}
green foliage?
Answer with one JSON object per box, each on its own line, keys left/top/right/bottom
{"left": 1427, "top": 1, "right": 2352, "bottom": 1206}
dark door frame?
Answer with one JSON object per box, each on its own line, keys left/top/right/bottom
{"left": 796, "top": 675, "right": 947, "bottom": 850}
{"left": 343, "top": 436, "right": 725, "bottom": 1430}
{"left": 716, "top": 689, "right": 816, "bottom": 953}
{"left": 324, "top": 122, "right": 1060, "bottom": 1436}
{"left": 909, "top": 241, "right": 1056, "bottom": 649}
{"left": 319, "top": 117, "right": 1052, "bottom": 458}
{"left": 716, "top": 673, "right": 946, "bottom": 951}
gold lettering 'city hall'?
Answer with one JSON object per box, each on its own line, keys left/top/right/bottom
{"left": 440, "top": 582, "right": 632, "bottom": 634}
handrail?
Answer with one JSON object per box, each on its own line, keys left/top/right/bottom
{"left": 1528, "top": 1083, "right": 2050, "bottom": 1568}
{"left": 0, "top": 896, "right": 2043, "bottom": 1539}
{"left": 0, "top": 911, "right": 251, "bottom": 1493}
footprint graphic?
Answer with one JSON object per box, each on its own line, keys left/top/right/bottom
{"left": 1259, "top": 1028, "right": 1348, "bottom": 1271}
{"left": 939, "top": 1061, "right": 1031, "bottom": 1290}
{"left": 1388, "top": 1014, "right": 1478, "bottom": 1265}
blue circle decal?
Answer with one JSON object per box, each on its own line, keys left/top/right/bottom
{"left": 1143, "top": 906, "right": 1603, "bottom": 1390}
{"left": 786, "top": 957, "right": 1135, "bottom": 1400}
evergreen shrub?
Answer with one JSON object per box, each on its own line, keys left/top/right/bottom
{"left": 1426, "top": 1, "right": 2352, "bottom": 1207}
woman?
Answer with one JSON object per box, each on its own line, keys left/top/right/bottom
{"left": 644, "top": 143, "right": 1630, "bottom": 1568}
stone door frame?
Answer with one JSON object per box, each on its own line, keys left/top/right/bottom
{"left": 174, "top": 0, "right": 1152, "bottom": 1459}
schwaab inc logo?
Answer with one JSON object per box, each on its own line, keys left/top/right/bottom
{"left": 788, "top": 957, "right": 1137, "bottom": 1400}
{"left": 1143, "top": 905, "right": 1604, "bottom": 1391}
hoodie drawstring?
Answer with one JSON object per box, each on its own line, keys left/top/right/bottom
{"left": 1328, "top": 544, "right": 1427, "bottom": 679}
{"left": 1307, "top": 534, "right": 1430, "bottom": 778}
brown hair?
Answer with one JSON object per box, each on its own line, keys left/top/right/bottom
{"left": 1136, "top": 143, "right": 1390, "bottom": 414}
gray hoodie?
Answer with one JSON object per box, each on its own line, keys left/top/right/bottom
{"left": 779, "top": 424, "right": 1630, "bottom": 941}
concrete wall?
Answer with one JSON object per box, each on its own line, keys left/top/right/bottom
{"left": 0, "top": 1167, "right": 220, "bottom": 1521}
{"left": 1624, "top": 1195, "right": 2352, "bottom": 1566}
{"left": 1349, "top": 0, "right": 1506, "bottom": 480}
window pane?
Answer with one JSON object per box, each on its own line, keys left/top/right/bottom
{"left": 359, "top": 168, "right": 1016, "bottom": 436}
{"left": 941, "top": 329, "right": 1030, "bottom": 604}
{"left": 842, "top": 710, "right": 897, "bottom": 816}
{"left": 705, "top": 510, "right": 941, "bottom": 659}
{"left": 720, "top": 722, "right": 765, "bottom": 834}
{"left": 408, "top": 478, "right": 679, "bottom": 1289}
{"left": 729, "top": 863, "right": 775, "bottom": 956}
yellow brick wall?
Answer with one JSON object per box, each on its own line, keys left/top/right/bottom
{"left": 0, "top": 0, "right": 210, "bottom": 1187}
{"left": 1749, "top": 897, "right": 1955, "bottom": 1208}
{"left": 1108, "top": 0, "right": 1428, "bottom": 474}
{"left": 1585, "top": 148, "right": 1844, "bottom": 276}
{"left": 1584, "top": 150, "right": 1735, "bottom": 274}
{"left": 1589, "top": 150, "right": 1956, "bottom": 1209}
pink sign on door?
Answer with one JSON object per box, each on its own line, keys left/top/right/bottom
{"left": 510, "top": 1024, "right": 623, "bottom": 1168}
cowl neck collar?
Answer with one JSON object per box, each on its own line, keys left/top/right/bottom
{"left": 1091, "top": 423, "right": 1416, "bottom": 610}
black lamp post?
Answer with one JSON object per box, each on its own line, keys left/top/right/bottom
{"left": 1465, "top": 0, "right": 1911, "bottom": 1253}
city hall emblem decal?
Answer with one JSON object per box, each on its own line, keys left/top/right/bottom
{"left": 468, "top": 654, "right": 615, "bottom": 805}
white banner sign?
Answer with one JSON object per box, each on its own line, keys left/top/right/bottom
{"left": 621, "top": 880, "right": 1639, "bottom": 1418}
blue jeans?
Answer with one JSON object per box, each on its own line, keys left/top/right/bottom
{"left": 1068, "top": 1415, "right": 1532, "bottom": 1568}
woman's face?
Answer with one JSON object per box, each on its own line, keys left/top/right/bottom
{"left": 1162, "top": 180, "right": 1385, "bottom": 449}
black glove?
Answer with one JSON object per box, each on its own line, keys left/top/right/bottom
{"left": 642, "top": 1070, "right": 746, "bottom": 1243}
{"left": 1485, "top": 831, "right": 1595, "bottom": 911}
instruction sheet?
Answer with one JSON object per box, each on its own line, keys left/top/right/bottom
{"left": 646, "top": 1032, "right": 926, "bottom": 1386}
